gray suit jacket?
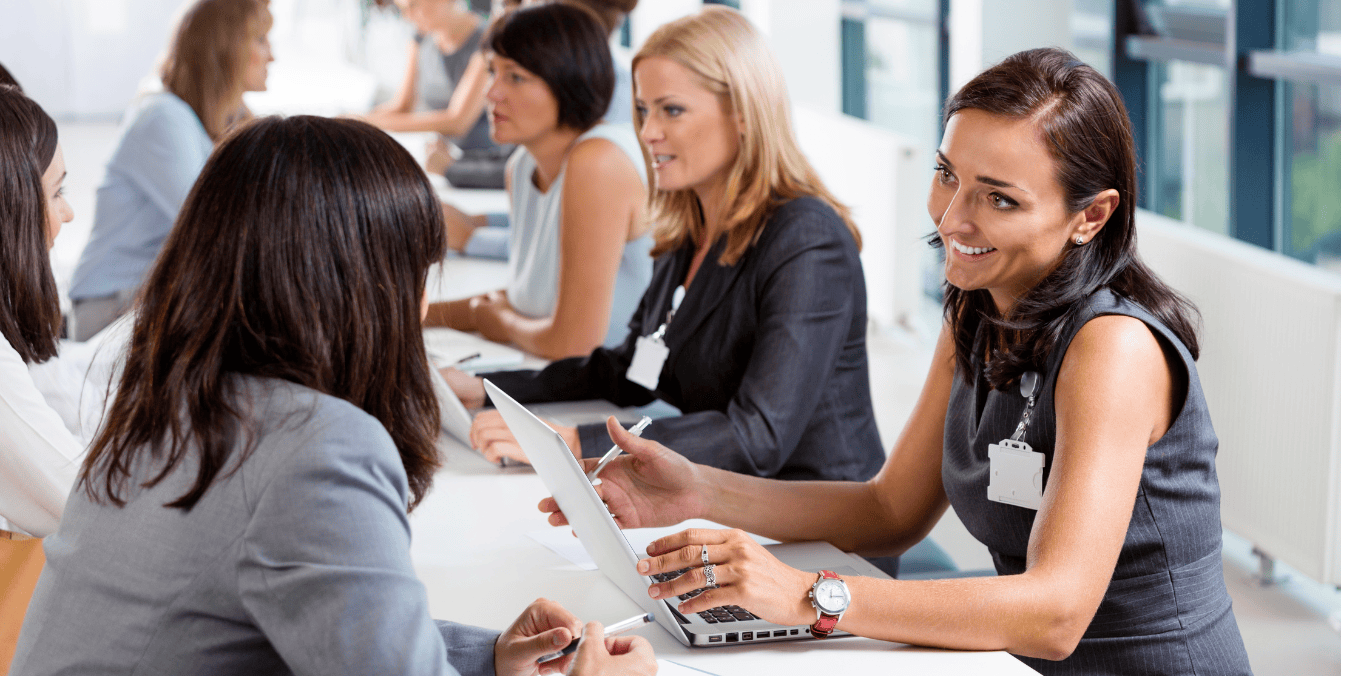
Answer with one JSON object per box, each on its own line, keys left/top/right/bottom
{"left": 13, "top": 376, "right": 498, "bottom": 675}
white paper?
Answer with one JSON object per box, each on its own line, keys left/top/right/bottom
{"left": 423, "top": 327, "right": 524, "bottom": 373}
{"left": 659, "top": 659, "right": 723, "bottom": 675}
{"left": 527, "top": 519, "right": 780, "bottom": 571}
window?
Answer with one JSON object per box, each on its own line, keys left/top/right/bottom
{"left": 841, "top": 0, "right": 941, "bottom": 146}
{"left": 1115, "top": 0, "right": 1340, "bottom": 270}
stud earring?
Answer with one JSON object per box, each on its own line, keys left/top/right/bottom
{"left": 1075, "top": 236, "right": 1085, "bottom": 245}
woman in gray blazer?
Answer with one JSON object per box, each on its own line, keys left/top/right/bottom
{"left": 12, "top": 116, "right": 653, "bottom": 676}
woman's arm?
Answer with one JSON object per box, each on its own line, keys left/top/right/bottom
{"left": 364, "top": 51, "right": 489, "bottom": 137}
{"left": 638, "top": 314, "right": 1174, "bottom": 661}
{"left": 425, "top": 297, "right": 479, "bottom": 332}
{"left": 0, "top": 337, "right": 83, "bottom": 536}
{"left": 561, "top": 322, "right": 958, "bottom": 554}
{"left": 473, "top": 137, "right": 644, "bottom": 360}
{"left": 370, "top": 39, "right": 420, "bottom": 115}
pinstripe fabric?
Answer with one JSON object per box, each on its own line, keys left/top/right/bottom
{"left": 942, "top": 289, "right": 1252, "bottom": 675}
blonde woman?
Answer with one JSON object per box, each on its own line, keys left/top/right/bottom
{"left": 449, "top": 7, "right": 898, "bottom": 506}
{"left": 68, "top": 0, "right": 272, "bottom": 340}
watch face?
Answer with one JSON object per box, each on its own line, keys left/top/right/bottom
{"left": 813, "top": 579, "right": 849, "bottom": 614}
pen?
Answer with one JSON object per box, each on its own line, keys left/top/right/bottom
{"left": 454, "top": 352, "right": 481, "bottom": 366}
{"left": 585, "top": 417, "right": 652, "bottom": 482}
{"left": 536, "top": 612, "right": 654, "bottom": 664}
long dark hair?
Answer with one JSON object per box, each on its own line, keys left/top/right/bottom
{"left": 0, "top": 84, "right": 62, "bottom": 364}
{"left": 79, "top": 116, "right": 447, "bottom": 511}
{"left": 939, "top": 48, "right": 1200, "bottom": 388}
{"left": 485, "top": 1, "right": 614, "bottom": 132}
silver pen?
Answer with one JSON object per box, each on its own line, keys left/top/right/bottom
{"left": 585, "top": 416, "right": 652, "bottom": 482}
{"left": 536, "top": 612, "right": 654, "bottom": 664}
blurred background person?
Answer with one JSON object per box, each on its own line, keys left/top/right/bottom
{"left": 66, "top": 0, "right": 273, "bottom": 341}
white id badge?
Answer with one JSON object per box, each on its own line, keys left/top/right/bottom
{"left": 987, "top": 439, "right": 1046, "bottom": 511}
{"left": 626, "top": 334, "right": 669, "bottom": 390}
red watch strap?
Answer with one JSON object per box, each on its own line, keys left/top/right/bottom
{"left": 809, "top": 614, "right": 839, "bottom": 639}
{"left": 810, "top": 570, "right": 843, "bottom": 639}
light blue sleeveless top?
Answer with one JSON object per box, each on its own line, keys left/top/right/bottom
{"left": 504, "top": 124, "right": 652, "bottom": 348}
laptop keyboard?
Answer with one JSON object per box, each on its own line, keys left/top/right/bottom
{"left": 651, "top": 568, "right": 761, "bottom": 624}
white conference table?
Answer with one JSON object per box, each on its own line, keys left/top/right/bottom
{"left": 412, "top": 224, "right": 1036, "bottom": 676}
{"left": 407, "top": 438, "right": 1036, "bottom": 676}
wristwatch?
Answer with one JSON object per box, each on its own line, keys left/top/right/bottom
{"left": 807, "top": 570, "right": 850, "bottom": 638}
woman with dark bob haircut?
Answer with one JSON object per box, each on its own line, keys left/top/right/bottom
{"left": 13, "top": 116, "right": 655, "bottom": 676}
{"left": 426, "top": 1, "right": 652, "bottom": 360}
{"left": 545, "top": 48, "right": 1253, "bottom": 674}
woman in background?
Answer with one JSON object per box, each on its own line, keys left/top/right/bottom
{"left": 363, "top": 0, "right": 512, "bottom": 191}
{"left": 67, "top": 0, "right": 273, "bottom": 340}
{"left": 424, "top": 0, "right": 642, "bottom": 261}
{"left": 0, "top": 84, "right": 80, "bottom": 673}
{"left": 13, "top": 115, "right": 653, "bottom": 676}
{"left": 425, "top": 2, "right": 651, "bottom": 360}
{"left": 449, "top": 7, "right": 888, "bottom": 490}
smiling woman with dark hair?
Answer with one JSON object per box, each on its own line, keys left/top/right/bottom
{"left": 12, "top": 115, "right": 653, "bottom": 676}
{"left": 545, "top": 48, "right": 1252, "bottom": 674}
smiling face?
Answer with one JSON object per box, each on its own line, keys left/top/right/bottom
{"left": 484, "top": 52, "right": 559, "bottom": 146}
{"left": 41, "top": 143, "right": 74, "bottom": 250}
{"left": 633, "top": 56, "right": 741, "bottom": 206}
{"left": 929, "top": 109, "right": 1092, "bottom": 313}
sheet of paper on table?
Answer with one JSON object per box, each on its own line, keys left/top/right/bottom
{"left": 424, "top": 327, "right": 525, "bottom": 373}
{"left": 527, "top": 519, "right": 779, "bottom": 571}
{"left": 659, "top": 659, "right": 723, "bottom": 675}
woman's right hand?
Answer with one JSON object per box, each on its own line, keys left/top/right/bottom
{"left": 539, "top": 417, "right": 706, "bottom": 530}
{"left": 568, "top": 621, "right": 656, "bottom": 676}
{"left": 437, "top": 366, "right": 486, "bottom": 409}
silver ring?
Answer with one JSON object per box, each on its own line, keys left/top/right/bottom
{"left": 701, "top": 544, "right": 710, "bottom": 566}
{"left": 703, "top": 563, "right": 716, "bottom": 588}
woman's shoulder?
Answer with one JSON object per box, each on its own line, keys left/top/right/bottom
{"left": 126, "top": 91, "right": 201, "bottom": 130}
{"left": 757, "top": 196, "right": 855, "bottom": 254}
{"left": 239, "top": 377, "right": 402, "bottom": 483}
{"left": 571, "top": 124, "right": 646, "bottom": 179}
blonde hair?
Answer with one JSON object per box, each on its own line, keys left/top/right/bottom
{"left": 161, "top": 0, "right": 272, "bottom": 141}
{"left": 635, "top": 6, "right": 860, "bottom": 264}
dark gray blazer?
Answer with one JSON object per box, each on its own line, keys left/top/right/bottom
{"left": 488, "top": 197, "right": 885, "bottom": 482}
{"left": 13, "top": 377, "right": 498, "bottom": 676}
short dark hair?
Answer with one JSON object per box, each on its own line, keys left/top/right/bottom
{"left": 0, "top": 84, "right": 61, "bottom": 364}
{"left": 485, "top": 1, "right": 614, "bottom": 131}
{"left": 937, "top": 48, "right": 1199, "bottom": 388}
{"left": 80, "top": 116, "right": 447, "bottom": 512}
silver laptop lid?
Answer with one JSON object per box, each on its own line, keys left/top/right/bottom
{"left": 483, "top": 380, "right": 692, "bottom": 646}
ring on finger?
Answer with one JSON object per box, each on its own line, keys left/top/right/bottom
{"left": 701, "top": 544, "right": 710, "bottom": 566}
{"left": 703, "top": 563, "right": 716, "bottom": 588}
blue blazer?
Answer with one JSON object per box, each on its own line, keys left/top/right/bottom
{"left": 488, "top": 197, "right": 886, "bottom": 482}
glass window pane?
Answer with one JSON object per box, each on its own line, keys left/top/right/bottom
{"left": 1147, "top": 60, "right": 1230, "bottom": 235}
{"left": 1280, "top": 81, "right": 1340, "bottom": 270}
{"left": 864, "top": 17, "right": 939, "bottom": 145}
{"left": 1280, "top": 0, "right": 1339, "bottom": 53}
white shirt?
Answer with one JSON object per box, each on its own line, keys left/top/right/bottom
{"left": 0, "top": 319, "right": 130, "bottom": 536}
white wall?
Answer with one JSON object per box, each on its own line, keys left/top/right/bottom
{"left": 0, "top": 0, "right": 188, "bottom": 119}
{"left": 741, "top": 0, "right": 842, "bottom": 115}
{"left": 948, "top": 0, "right": 1077, "bottom": 93}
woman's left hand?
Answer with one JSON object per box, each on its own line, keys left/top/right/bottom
{"left": 470, "top": 410, "right": 581, "bottom": 464}
{"left": 470, "top": 290, "right": 513, "bottom": 343}
{"left": 636, "top": 528, "right": 818, "bottom": 627}
{"left": 494, "top": 597, "right": 583, "bottom": 676}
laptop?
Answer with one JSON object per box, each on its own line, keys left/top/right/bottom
{"left": 484, "top": 380, "right": 892, "bottom": 647}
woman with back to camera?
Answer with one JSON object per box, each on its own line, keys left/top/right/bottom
{"left": 446, "top": 7, "right": 894, "bottom": 498}
{"left": 424, "top": 2, "right": 652, "bottom": 360}
{"left": 67, "top": 0, "right": 273, "bottom": 340}
{"left": 13, "top": 115, "right": 653, "bottom": 676}
{"left": 0, "top": 84, "right": 80, "bottom": 672}
{"left": 546, "top": 48, "right": 1253, "bottom": 674}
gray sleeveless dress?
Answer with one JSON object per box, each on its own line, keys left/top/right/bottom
{"left": 942, "top": 289, "right": 1252, "bottom": 674}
